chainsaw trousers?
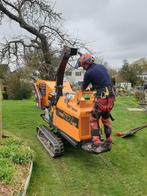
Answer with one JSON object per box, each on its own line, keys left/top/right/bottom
{"left": 90, "top": 96, "right": 115, "bottom": 144}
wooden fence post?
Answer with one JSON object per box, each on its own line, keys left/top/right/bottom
{"left": 0, "top": 82, "right": 2, "bottom": 139}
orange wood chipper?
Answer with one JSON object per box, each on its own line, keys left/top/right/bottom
{"left": 34, "top": 46, "right": 102, "bottom": 157}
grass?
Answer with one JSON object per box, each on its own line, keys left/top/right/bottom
{"left": 2, "top": 96, "right": 147, "bottom": 196}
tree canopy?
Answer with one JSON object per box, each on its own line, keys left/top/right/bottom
{"left": 119, "top": 59, "right": 144, "bottom": 86}
{"left": 0, "top": 0, "right": 77, "bottom": 80}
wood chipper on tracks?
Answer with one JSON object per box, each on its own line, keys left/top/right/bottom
{"left": 34, "top": 46, "right": 102, "bottom": 157}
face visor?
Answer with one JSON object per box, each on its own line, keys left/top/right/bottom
{"left": 75, "top": 52, "right": 94, "bottom": 69}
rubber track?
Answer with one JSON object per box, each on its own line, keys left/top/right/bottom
{"left": 37, "top": 125, "right": 64, "bottom": 157}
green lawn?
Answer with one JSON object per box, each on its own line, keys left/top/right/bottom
{"left": 2, "top": 96, "right": 147, "bottom": 196}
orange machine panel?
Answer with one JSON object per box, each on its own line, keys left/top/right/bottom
{"left": 35, "top": 80, "right": 73, "bottom": 108}
{"left": 53, "top": 91, "right": 95, "bottom": 141}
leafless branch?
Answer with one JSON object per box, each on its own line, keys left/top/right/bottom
{"left": 0, "top": 39, "right": 41, "bottom": 63}
{"left": 2, "top": 0, "right": 19, "bottom": 11}
{"left": 0, "top": 0, "right": 80, "bottom": 79}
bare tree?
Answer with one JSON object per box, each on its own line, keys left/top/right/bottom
{"left": 0, "top": 0, "right": 76, "bottom": 79}
{"left": 24, "top": 48, "right": 60, "bottom": 80}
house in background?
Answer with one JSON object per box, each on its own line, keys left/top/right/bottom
{"left": 138, "top": 71, "right": 147, "bottom": 82}
{"left": 64, "top": 67, "right": 85, "bottom": 85}
{"left": 117, "top": 82, "right": 132, "bottom": 91}
{"left": 132, "top": 58, "right": 147, "bottom": 85}
{"left": 115, "top": 74, "right": 132, "bottom": 91}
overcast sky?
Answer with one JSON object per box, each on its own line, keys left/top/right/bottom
{"left": 54, "top": 0, "right": 147, "bottom": 69}
{"left": 0, "top": 0, "right": 147, "bottom": 69}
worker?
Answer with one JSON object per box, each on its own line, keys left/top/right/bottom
{"left": 76, "top": 52, "right": 115, "bottom": 154}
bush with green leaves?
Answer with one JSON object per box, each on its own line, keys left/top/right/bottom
{"left": 0, "top": 159, "right": 14, "bottom": 184}
{"left": 2, "top": 92, "right": 8, "bottom": 99}
{"left": 0, "top": 138, "right": 22, "bottom": 146}
{"left": 0, "top": 146, "right": 17, "bottom": 158}
{"left": 134, "top": 91, "right": 145, "bottom": 101}
{"left": 0, "top": 137, "right": 34, "bottom": 185}
{"left": 11, "top": 146, "right": 33, "bottom": 164}
{"left": 0, "top": 138, "right": 34, "bottom": 165}
{"left": 6, "top": 72, "right": 32, "bottom": 100}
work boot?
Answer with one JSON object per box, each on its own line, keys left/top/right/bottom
{"left": 81, "top": 142, "right": 94, "bottom": 152}
{"left": 103, "top": 140, "right": 112, "bottom": 151}
{"left": 92, "top": 140, "right": 112, "bottom": 154}
{"left": 81, "top": 142, "right": 103, "bottom": 153}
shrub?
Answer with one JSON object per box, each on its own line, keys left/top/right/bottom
{"left": 0, "top": 146, "right": 16, "bottom": 158}
{"left": 0, "top": 137, "right": 34, "bottom": 185}
{"left": 0, "top": 159, "right": 14, "bottom": 184}
{"left": 0, "top": 138, "right": 34, "bottom": 164}
{"left": 19, "top": 81, "right": 32, "bottom": 99}
{"left": 0, "top": 138, "right": 22, "bottom": 146}
{"left": 11, "top": 146, "right": 34, "bottom": 164}
{"left": 6, "top": 72, "right": 32, "bottom": 100}
{"left": 2, "top": 92, "right": 8, "bottom": 99}
{"left": 134, "top": 91, "right": 145, "bottom": 101}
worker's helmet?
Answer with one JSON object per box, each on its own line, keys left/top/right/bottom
{"left": 76, "top": 52, "right": 95, "bottom": 68}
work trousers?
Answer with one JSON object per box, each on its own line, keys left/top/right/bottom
{"left": 90, "top": 96, "right": 115, "bottom": 144}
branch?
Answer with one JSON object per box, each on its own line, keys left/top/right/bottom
{"left": 0, "top": 0, "right": 80, "bottom": 71}
{"left": 0, "top": 0, "right": 45, "bottom": 39}
{"left": 2, "top": 0, "right": 19, "bottom": 11}
{"left": 39, "top": 25, "right": 76, "bottom": 45}
{"left": 0, "top": 39, "right": 40, "bottom": 64}
{"left": 0, "top": 10, "right": 3, "bottom": 23}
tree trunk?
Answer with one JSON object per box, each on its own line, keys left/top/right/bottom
{"left": 40, "top": 35, "right": 56, "bottom": 80}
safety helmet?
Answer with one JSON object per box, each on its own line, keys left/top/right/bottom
{"left": 76, "top": 52, "right": 95, "bottom": 68}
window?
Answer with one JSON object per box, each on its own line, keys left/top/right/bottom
{"left": 39, "top": 84, "right": 46, "bottom": 96}
{"left": 66, "top": 72, "right": 72, "bottom": 76}
{"left": 75, "top": 72, "right": 81, "bottom": 76}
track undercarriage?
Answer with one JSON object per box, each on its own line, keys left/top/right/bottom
{"left": 37, "top": 125, "right": 64, "bottom": 157}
